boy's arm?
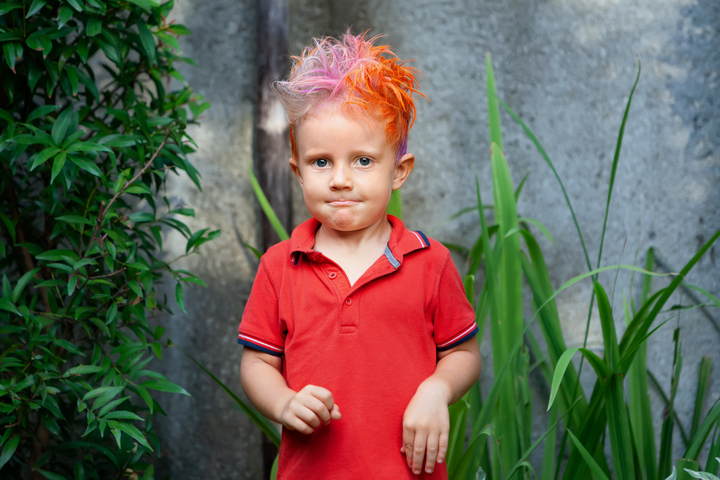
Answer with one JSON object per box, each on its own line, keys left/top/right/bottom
{"left": 240, "top": 348, "right": 341, "bottom": 434}
{"left": 401, "top": 337, "right": 482, "bottom": 475}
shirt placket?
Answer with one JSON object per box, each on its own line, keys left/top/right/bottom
{"left": 308, "top": 251, "right": 399, "bottom": 335}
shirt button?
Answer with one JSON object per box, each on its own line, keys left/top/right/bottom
{"left": 345, "top": 298, "right": 352, "bottom": 306}
{"left": 329, "top": 272, "right": 337, "bottom": 279}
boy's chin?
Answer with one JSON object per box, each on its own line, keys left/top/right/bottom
{"left": 316, "top": 213, "right": 388, "bottom": 233}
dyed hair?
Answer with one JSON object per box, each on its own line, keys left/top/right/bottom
{"left": 273, "top": 31, "right": 424, "bottom": 161}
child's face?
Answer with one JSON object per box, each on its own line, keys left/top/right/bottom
{"left": 289, "top": 105, "right": 414, "bottom": 234}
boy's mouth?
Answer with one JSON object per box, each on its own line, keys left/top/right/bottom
{"left": 327, "top": 200, "right": 360, "bottom": 206}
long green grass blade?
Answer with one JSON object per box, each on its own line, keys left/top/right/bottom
{"left": 628, "top": 250, "right": 658, "bottom": 480}
{"left": 490, "top": 141, "right": 524, "bottom": 477}
{"left": 387, "top": 188, "right": 403, "bottom": 219}
{"left": 567, "top": 429, "right": 611, "bottom": 480}
{"left": 685, "top": 401, "right": 720, "bottom": 461}
{"left": 486, "top": 53, "right": 503, "bottom": 151}
{"left": 647, "top": 369, "right": 690, "bottom": 447}
{"left": 447, "top": 398, "right": 470, "bottom": 475}
{"left": 707, "top": 425, "right": 720, "bottom": 475}
{"left": 676, "top": 458, "right": 700, "bottom": 480}
{"left": 691, "top": 356, "right": 712, "bottom": 439}
{"left": 596, "top": 59, "right": 641, "bottom": 272}
{"left": 541, "top": 404, "right": 559, "bottom": 480}
{"left": 620, "top": 228, "right": 720, "bottom": 373}
{"left": 248, "top": 161, "right": 289, "bottom": 241}
{"left": 659, "top": 328, "right": 683, "bottom": 478}
{"left": 499, "top": 99, "right": 591, "bottom": 274}
{"left": 449, "top": 426, "right": 495, "bottom": 479}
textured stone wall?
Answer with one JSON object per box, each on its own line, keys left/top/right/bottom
{"left": 152, "top": 0, "right": 719, "bottom": 477}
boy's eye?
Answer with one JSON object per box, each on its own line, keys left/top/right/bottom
{"left": 357, "top": 157, "right": 372, "bottom": 166}
{"left": 313, "top": 159, "right": 329, "bottom": 168}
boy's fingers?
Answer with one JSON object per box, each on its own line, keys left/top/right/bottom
{"left": 437, "top": 431, "right": 449, "bottom": 464}
{"left": 425, "top": 435, "right": 439, "bottom": 474}
{"left": 296, "top": 405, "right": 321, "bottom": 428}
{"left": 411, "top": 432, "right": 427, "bottom": 475}
{"left": 402, "top": 429, "right": 415, "bottom": 467}
{"left": 309, "top": 386, "right": 336, "bottom": 412}
{"left": 286, "top": 416, "right": 314, "bottom": 435}
{"left": 330, "top": 404, "right": 342, "bottom": 420}
{"left": 305, "top": 396, "right": 332, "bottom": 424}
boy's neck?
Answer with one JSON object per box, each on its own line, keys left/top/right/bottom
{"left": 313, "top": 215, "right": 392, "bottom": 255}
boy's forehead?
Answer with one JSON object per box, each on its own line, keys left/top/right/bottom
{"left": 295, "top": 102, "right": 389, "bottom": 149}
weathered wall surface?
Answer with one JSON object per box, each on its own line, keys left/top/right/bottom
{"left": 153, "top": 0, "right": 719, "bottom": 477}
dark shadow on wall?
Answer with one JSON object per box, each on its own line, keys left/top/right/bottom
{"left": 668, "top": 0, "right": 720, "bottom": 161}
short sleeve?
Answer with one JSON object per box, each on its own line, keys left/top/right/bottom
{"left": 432, "top": 253, "right": 479, "bottom": 351}
{"left": 237, "top": 259, "right": 285, "bottom": 357}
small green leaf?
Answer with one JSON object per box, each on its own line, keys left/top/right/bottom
{"left": 0, "top": 298, "right": 21, "bottom": 316}
{"left": 105, "top": 302, "right": 118, "bottom": 324}
{"left": 67, "top": 275, "right": 78, "bottom": 296}
{"left": 51, "top": 107, "right": 73, "bottom": 145}
{"left": 102, "top": 411, "right": 143, "bottom": 421}
{"left": 66, "top": 64, "right": 79, "bottom": 96}
{"left": 169, "top": 24, "right": 191, "bottom": 35}
{"left": 68, "top": 155, "right": 103, "bottom": 177}
{"left": 25, "top": 0, "right": 47, "bottom": 18}
{"left": 107, "top": 420, "right": 152, "bottom": 451}
{"left": 175, "top": 282, "right": 186, "bottom": 313}
{"left": 129, "top": 212, "right": 154, "bottom": 223}
{"left": 3, "top": 42, "right": 16, "bottom": 72}
{"left": 124, "top": 184, "right": 152, "bottom": 195}
{"left": 127, "top": 280, "right": 143, "bottom": 298}
{"left": 77, "top": 38, "right": 89, "bottom": 63}
{"left": 57, "top": 5, "right": 73, "bottom": 27}
{"left": 137, "top": 22, "right": 155, "bottom": 65}
{"left": 0, "top": 4, "right": 22, "bottom": 16}
{"left": 37, "top": 469, "right": 68, "bottom": 480}
{"left": 0, "top": 434, "right": 19, "bottom": 469}
{"left": 66, "top": 0, "right": 83, "bottom": 12}
{"left": 65, "top": 365, "right": 103, "bottom": 376}
{"left": 54, "top": 338, "right": 84, "bottom": 356}
{"left": 83, "top": 386, "right": 122, "bottom": 402}
{"left": 56, "top": 215, "right": 93, "bottom": 226}
{"left": 141, "top": 380, "right": 190, "bottom": 396}
{"left": 30, "top": 147, "right": 61, "bottom": 170}
{"left": 85, "top": 18, "right": 102, "bottom": 37}
{"left": 50, "top": 152, "right": 67, "bottom": 184}
{"left": 12, "top": 267, "right": 40, "bottom": 302}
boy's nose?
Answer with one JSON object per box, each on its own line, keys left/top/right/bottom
{"left": 329, "top": 165, "right": 352, "bottom": 189}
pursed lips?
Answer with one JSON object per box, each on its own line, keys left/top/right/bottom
{"left": 327, "top": 200, "right": 360, "bottom": 206}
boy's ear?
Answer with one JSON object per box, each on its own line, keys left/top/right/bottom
{"left": 392, "top": 153, "right": 415, "bottom": 191}
{"left": 289, "top": 157, "right": 303, "bottom": 186}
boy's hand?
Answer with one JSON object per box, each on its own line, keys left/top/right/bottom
{"left": 401, "top": 379, "right": 450, "bottom": 475}
{"left": 278, "top": 385, "right": 341, "bottom": 434}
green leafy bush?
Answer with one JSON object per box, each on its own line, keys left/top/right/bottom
{"left": 0, "top": 0, "right": 215, "bottom": 478}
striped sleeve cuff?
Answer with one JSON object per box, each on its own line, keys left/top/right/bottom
{"left": 237, "top": 332, "right": 284, "bottom": 357}
{"left": 437, "top": 324, "right": 479, "bottom": 351}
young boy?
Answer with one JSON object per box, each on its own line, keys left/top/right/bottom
{"left": 238, "top": 32, "right": 482, "bottom": 479}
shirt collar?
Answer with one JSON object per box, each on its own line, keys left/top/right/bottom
{"left": 289, "top": 214, "right": 429, "bottom": 265}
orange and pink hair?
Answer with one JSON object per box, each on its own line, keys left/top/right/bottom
{"left": 273, "top": 31, "right": 424, "bottom": 161}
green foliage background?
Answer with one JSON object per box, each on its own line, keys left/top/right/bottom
{"left": 0, "top": 0, "right": 216, "bottom": 478}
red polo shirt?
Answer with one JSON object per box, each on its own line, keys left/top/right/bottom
{"left": 238, "top": 215, "right": 478, "bottom": 480}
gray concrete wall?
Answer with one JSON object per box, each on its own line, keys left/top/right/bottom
{"left": 152, "top": 0, "right": 719, "bottom": 478}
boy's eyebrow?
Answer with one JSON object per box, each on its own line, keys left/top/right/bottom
{"left": 301, "top": 147, "right": 384, "bottom": 159}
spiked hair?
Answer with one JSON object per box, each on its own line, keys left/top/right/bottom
{"left": 273, "top": 31, "right": 424, "bottom": 160}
